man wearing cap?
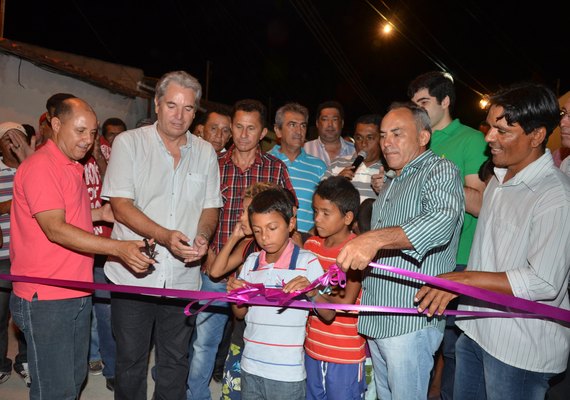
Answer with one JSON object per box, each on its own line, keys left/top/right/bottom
{"left": 0, "top": 122, "right": 31, "bottom": 386}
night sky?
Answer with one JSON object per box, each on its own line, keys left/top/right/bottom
{"left": 3, "top": 0, "right": 568, "bottom": 130}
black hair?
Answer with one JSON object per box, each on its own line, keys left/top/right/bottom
{"left": 102, "top": 118, "right": 127, "bottom": 135}
{"left": 407, "top": 71, "right": 456, "bottom": 115}
{"left": 316, "top": 100, "right": 344, "bottom": 121}
{"left": 232, "top": 99, "right": 267, "bottom": 128}
{"left": 355, "top": 114, "right": 381, "bottom": 127}
{"left": 314, "top": 176, "right": 360, "bottom": 218}
{"left": 356, "top": 198, "right": 375, "bottom": 234}
{"left": 21, "top": 124, "right": 34, "bottom": 145}
{"left": 248, "top": 188, "right": 294, "bottom": 226}
{"left": 489, "top": 82, "right": 559, "bottom": 150}
{"left": 204, "top": 107, "right": 232, "bottom": 122}
{"left": 46, "top": 93, "right": 76, "bottom": 116}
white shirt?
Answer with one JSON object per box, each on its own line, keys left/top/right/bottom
{"left": 304, "top": 136, "right": 355, "bottom": 166}
{"left": 102, "top": 123, "right": 222, "bottom": 289}
{"left": 457, "top": 150, "right": 570, "bottom": 373}
{"left": 560, "top": 155, "right": 570, "bottom": 177}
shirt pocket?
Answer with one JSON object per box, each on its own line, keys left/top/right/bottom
{"left": 185, "top": 172, "right": 208, "bottom": 201}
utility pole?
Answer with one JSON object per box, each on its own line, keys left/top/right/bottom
{"left": 0, "top": 0, "right": 6, "bottom": 38}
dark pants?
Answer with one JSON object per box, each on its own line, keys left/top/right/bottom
{"left": 111, "top": 292, "right": 196, "bottom": 400}
{"left": 0, "top": 259, "right": 26, "bottom": 373}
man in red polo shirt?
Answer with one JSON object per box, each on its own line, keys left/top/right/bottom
{"left": 9, "top": 97, "right": 153, "bottom": 400}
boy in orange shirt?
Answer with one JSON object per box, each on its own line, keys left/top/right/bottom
{"left": 304, "top": 176, "right": 367, "bottom": 399}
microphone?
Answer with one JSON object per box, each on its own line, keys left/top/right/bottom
{"left": 351, "top": 150, "right": 367, "bottom": 170}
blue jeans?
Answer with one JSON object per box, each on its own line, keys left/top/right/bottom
{"left": 10, "top": 293, "right": 91, "bottom": 400}
{"left": 0, "top": 259, "right": 26, "bottom": 373}
{"left": 93, "top": 263, "right": 116, "bottom": 379}
{"left": 89, "top": 309, "right": 100, "bottom": 362}
{"left": 241, "top": 369, "right": 305, "bottom": 400}
{"left": 454, "top": 333, "right": 555, "bottom": 400}
{"left": 440, "top": 263, "right": 466, "bottom": 400}
{"left": 367, "top": 326, "right": 443, "bottom": 400}
{"left": 187, "top": 272, "right": 230, "bottom": 400}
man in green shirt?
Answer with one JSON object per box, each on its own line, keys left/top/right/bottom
{"left": 408, "top": 71, "right": 488, "bottom": 400}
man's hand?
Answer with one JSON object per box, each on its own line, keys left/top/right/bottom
{"left": 371, "top": 166, "right": 386, "bottom": 194}
{"left": 157, "top": 229, "right": 194, "bottom": 260}
{"left": 414, "top": 271, "right": 464, "bottom": 317}
{"left": 184, "top": 233, "right": 209, "bottom": 263}
{"left": 414, "top": 286, "right": 458, "bottom": 317}
{"left": 114, "top": 240, "right": 156, "bottom": 274}
{"left": 336, "top": 231, "right": 380, "bottom": 271}
{"left": 0, "top": 200, "right": 12, "bottom": 215}
{"left": 337, "top": 166, "right": 356, "bottom": 181}
{"left": 8, "top": 130, "right": 35, "bottom": 162}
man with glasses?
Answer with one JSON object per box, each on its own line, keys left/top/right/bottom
{"left": 324, "top": 114, "right": 384, "bottom": 202}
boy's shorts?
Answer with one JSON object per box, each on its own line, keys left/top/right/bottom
{"left": 305, "top": 353, "right": 367, "bottom": 400}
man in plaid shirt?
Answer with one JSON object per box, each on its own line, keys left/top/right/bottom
{"left": 187, "top": 98, "right": 295, "bottom": 400}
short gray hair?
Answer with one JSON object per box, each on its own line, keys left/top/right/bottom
{"left": 388, "top": 101, "right": 432, "bottom": 134}
{"left": 155, "top": 71, "right": 202, "bottom": 109}
{"left": 275, "top": 102, "right": 309, "bottom": 129}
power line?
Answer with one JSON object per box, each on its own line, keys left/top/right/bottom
{"left": 366, "top": 0, "right": 487, "bottom": 97}
{"left": 290, "top": 0, "right": 381, "bottom": 111}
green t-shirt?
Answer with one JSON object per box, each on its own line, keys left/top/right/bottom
{"left": 430, "top": 119, "right": 488, "bottom": 264}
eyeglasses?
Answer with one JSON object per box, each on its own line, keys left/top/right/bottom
{"left": 561, "top": 109, "right": 570, "bottom": 120}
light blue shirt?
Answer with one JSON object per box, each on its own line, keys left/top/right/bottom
{"left": 269, "top": 146, "right": 326, "bottom": 232}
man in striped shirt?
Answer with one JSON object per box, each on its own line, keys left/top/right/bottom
{"left": 269, "top": 103, "right": 326, "bottom": 236}
{"left": 0, "top": 122, "right": 31, "bottom": 385}
{"left": 337, "top": 102, "right": 464, "bottom": 399}
{"left": 324, "top": 114, "right": 384, "bottom": 202}
{"left": 416, "top": 83, "right": 570, "bottom": 399}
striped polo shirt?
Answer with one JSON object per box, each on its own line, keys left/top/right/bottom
{"left": 324, "top": 154, "right": 381, "bottom": 202}
{"left": 304, "top": 234, "right": 366, "bottom": 364}
{"left": 269, "top": 146, "right": 327, "bottom": 232}
{"left": 239, "top": 240, "right": 323, "bottom": 382}
{"left": 0, "top": 160, "right": 17, "bottom": 261}
{"left": 358, "top": 150, "right": 464, "bottom": 339}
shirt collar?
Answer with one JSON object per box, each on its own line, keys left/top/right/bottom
{"left": 225, "top": 144, "right": 264, "bottom": 167}
{"left": 258, "top": 239, "right": 295, "bottom": 269}
{"left": 494, "top": 149, "right": 554, "bottom": 190}
{"left": 433, "top": 118, "right": 462, "bottom": 138}
{"left": 395, "top": 149, "right": 434, "bottom": 178}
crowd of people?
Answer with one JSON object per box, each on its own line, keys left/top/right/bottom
{"left": 0, "top": 68, "right": 569, "bottom": 400}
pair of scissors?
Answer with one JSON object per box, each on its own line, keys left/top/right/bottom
{"left": 143, "top": 238, "right": 158, "bottom": 273}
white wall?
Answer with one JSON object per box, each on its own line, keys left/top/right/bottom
{"left": 0, "top": 52, "right": 150, "bottom": 131}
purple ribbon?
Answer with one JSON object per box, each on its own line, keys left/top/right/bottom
{"left": 365, "top": 262, "right": 570, "bottom": 323}
{"left": 2, "top": 261, "right": 569, "bottom": 324}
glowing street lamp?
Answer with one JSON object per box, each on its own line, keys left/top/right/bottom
{"left": 381, "top": 22, "right": 393, "bottom": 35}
{"left": 479, "top": 95, "right": 490, "bottom": 110}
